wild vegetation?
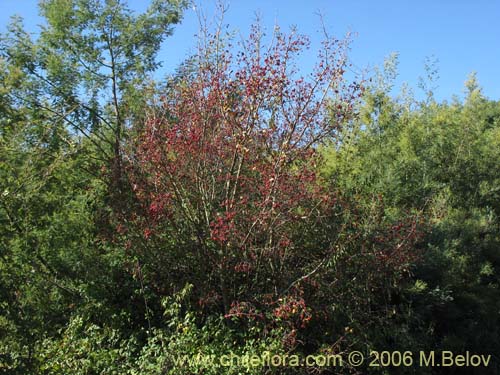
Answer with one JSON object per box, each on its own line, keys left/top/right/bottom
{"left": 0, "top": 1, "right": 499, "bottom": 374}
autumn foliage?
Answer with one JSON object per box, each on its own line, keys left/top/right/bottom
{"left": 4, "top": 1, "right": 500, "bottom": 373}
{"left": 121, "top": 24, "right": 421, "bottom": 348}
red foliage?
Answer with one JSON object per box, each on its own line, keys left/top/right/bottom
{"left": 133, "top": 26, "right": 358, "bottom": 239}
{"left": 123, "top": 24, "right": 421, "bottom": 335}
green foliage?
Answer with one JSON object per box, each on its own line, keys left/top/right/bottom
{"left": 32, "top": 285, "right": 287, "bottom": 375}
{"left": 0, "top": 1, "right": 187, "bottom": 372}
{"left": 1, "top": 0, "right": 187, "bottom": 193}
{"left": 323, "top": 60, "right": 500, "bottom": 372}
{"left": 1, "top": 3, "right": 499, "bottom": 374}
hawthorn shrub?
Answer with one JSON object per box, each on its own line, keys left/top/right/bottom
{"left": 121, "top": 24, "right": 423, "bottom": 359}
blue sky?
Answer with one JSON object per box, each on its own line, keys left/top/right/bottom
{"left": 1, "top": 0, "right": 499, "bottom": 101}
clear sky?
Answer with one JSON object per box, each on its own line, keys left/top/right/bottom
{"left": 1, "top": 0, "right": 499, "bottom": 101}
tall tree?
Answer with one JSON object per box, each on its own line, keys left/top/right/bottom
{"left": 123, "top": 24, "right": 421, "bottom": 362}
{"left": 1, "top": 0, "right": 187, "bottom": 191}
{"left": 323, "top": 68, "right": 500, "bottom": 372}
{"left": 0, "top": 1, "right": 187, "bottom": 372}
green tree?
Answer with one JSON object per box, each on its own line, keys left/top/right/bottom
{"left": 0, "top": 1, "right": 187, "bottom": 372}
{"left": 1, "top": 0, "right": 187, "bottom": 191}
{"left": 323, "top": 65, "right": 500, "bottom": 373}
